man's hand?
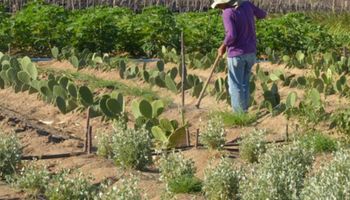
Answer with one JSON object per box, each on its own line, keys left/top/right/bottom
{"left": 218, "top": 44, "right": 226, "bottom": 57}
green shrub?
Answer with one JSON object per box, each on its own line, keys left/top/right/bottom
{"left": 213, "top": 111, "right": 256, "bottom": 127}
{"left": 12, "top": 0, "right": 68, "bottom": 54}
{"left": 0, "top": 133, "right": 21, "bottom": 179}
{"left": 331, "top": 108, "right": 350, "bottom": 138}
{"left": 202, "top": 158, "right": 240, "bottom": 200}
{"left": 14, "top": 164, "right": 50, "bottom": 196}
{"left": 0, "top": 5, "right": 11, "bottom": 52}
{"left": 239, "top": 129, "right": 267, "bottom": 163}
{"left": 301, "top": 149, "right": 350, "bottom": 199}
{"left": 199, "top": 116, "right": 226, "bottom": 150}
{"left": 256, "top": 13, "right": 337, "bottom": 56}
{"left": 111, "top": 123, "right": 152, "bottom": 170}
{"left": 134, "top": 6, "right": 180, "bottom": 56}
{"left": 68, "top": 7, "right": 132, "bottom": 53}
{"left": 98, "top": 176, "right": 143, "bottom": 200}
{"left": 45, "top": 171, "right": 97, "bottom": 200}
{"left": 298, "top": 131, "right": 337, "bottom": 153}
{"left": 158, "top": 151, "right": 196, "bottom": 181}
{"left": 240, "top": 144, "right": 313, "bottom": 200}
{"left": 167, "top": 176, "right": 202, "bottom": 194}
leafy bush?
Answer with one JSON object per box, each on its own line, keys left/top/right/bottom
{"left": 68, "top": 7, "right": 132, "bottom": 53}
{"left": 167, "top": 176, "right": 202, "bottom": 194}
{"left": 0, "top": 5, "right": 11, "bottom": 51}
{"left": 12, "top": 0, "right": 68, "bottom": 54}
{"left": 134, "top": 6, "right": 180, "bottom": 56}
{"left": 301, "top": 149, "right": 350, "bottom": 200}
{"left": 298, "top": 131, "right": 337, "bottom": 153}
{"left": 199, "top": 116, "right": 226, "bottom": 150}
{"left": 203, "top": 158, "right": 240, "bottom": 200}
{"left": 176, "top": 10, "right": 223, "bottom": 54}
{"left": 14, "top": 164, "right": 50, "bottom": 196}
{"left": 158, "top": 151, "right": 196, "bottom": 190}
{"left": 331, "top": 108, "right": 350, "bottom": 138}
{"left": 240, "top": 143, "right": 313, "bottom": 200}
{"left": 213, "top": 111, "right": 256, "bottom": 127}
{"left": 0, "top": 133, "right": 21, "bottom": 179}
{"left": 256, "top": 13, "right": 337, "bottom": 56}
{"left": 111, "top": 122, "right": 152, "bottom": 170}
{"left": 98, "top": 176, "right": 143, "bottom": 200}
{"left": 239, "top": 129, "right": 267, "bottom": 163}
{"left": 45, "top": 171, "right": 97, "bottom": 200}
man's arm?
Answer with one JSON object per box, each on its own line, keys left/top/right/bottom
{"left": 250, "top": 2, "right": 267, "bottom": 19}
{"left": 218, "top": 9, "right": 236, "bottom": 57}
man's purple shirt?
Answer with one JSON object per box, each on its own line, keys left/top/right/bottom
{"left": 222, "top": 1, "right": 267, "bottom": 57}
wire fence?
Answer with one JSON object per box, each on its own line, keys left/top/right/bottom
{"left": 1, "top": 0, "right": 350, "bottom": 12}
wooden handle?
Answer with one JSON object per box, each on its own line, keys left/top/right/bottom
{"left": 195, "top": 55, "right": 221, "bottom": 108}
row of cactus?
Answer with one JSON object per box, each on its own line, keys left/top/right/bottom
{"left": 1, "top": 52, "right": 187, "bottom": 147}
{"left": 0, "top": 52, "right": 125, "bottom": 120}
{"left": 51, "top": 47, "right": 111, "bottom": 70}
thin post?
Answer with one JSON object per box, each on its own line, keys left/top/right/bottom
{"left": 285, "top": 123, "right": 289, "bottom": 141}
{"left": 88, "top": 125, "right": 92, "bottom": 154}
{"left": 84, "top": 107, "right": 91, "bottom": 153}
{"left": 186, "top": 127, "right": 190, "bottom": 147}
{"left": 195, "top": 129, "right": 199, "bottom": 148}
{"left": 180, "top": 30, "right": 186, "bottom": 125}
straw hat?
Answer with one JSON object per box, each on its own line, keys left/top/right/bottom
{"left": 211, "top": 0, "right": 236, "bottom": 8}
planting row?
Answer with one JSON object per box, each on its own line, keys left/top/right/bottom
{"left": 0, "top": 52, "right": 189, "bottom": 148}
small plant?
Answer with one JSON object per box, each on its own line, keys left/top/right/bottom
{"left": 301, "top": 149, "right": 350, "bottom": 200}
{"left": 14, "top": 164, "right": 50, "bottom": 197}
{"left": 298, "top": 131, "right": 337, "bottom": 153}
{"left": 202, "top": 158, "right": 240, "bottom": 200}
{"left": 45, "top": 170, "right": 97, "bottom": 200}
{"left": 331, "top": 108, "right": 350, "bottom": 138}
{"left": 240, "top": 143, "right": 313, "bottom": 200}
{"left": 213, "top": 111, "right": 256, "bottom": 127}
{"left": 199, "top": 115, "right": 226, "bottom": 150}
{"left": 0, "top": 132, "right": 21, "bottom": 179}
{"left": 111, "top": 122, "right": 152, "bottom": 170}
{"left": 96, "top": 119, "right": 127, "bottom": 159}
{"left": 239, "top": 129, "right": 267, "bottom": 163}
{"left": 158, "top": 151, "right": 197, "bottom": 193}
{"left": 167, "top": 176, "right": 202, "bottom": 194}
{"left": 98, "top": 176, "right": 143, "bottom": 200}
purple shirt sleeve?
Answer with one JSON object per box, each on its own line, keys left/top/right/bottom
{"left": 222, "top": 9, "right": 236, "bottom": 46}
{"left": 249, "top": 2, "right": 267, "bottom": 19}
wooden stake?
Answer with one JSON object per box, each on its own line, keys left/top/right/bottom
{"left": 195, "top": 129, "right": 199, "bottom": 148}
{"left": 186, "top": 127, "right": 190, "bottom": 147}
{"left": 84, "top": 107, "right": 91, "bottom": 153}
{"left": 88, "top": 125, "right": 92, "bottom": 154}
{"left": 180, "top": 30, "right": 187, "bottom": 126}
{"left": 285, "top": 123, "right": 289, "bottom": 141}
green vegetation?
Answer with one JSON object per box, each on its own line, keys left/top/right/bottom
{"left": 158, "top": 151, "right": 199, "bottom": 194}
{"left": 213, "top": 111, "right": 257, "bottom": 127}
{"left": 0, "top": 133, "right": 21, "bottom": 179}
{"left": 301, "top": 150, "right": 350, "bottom": 199}
{"left": 239, "top": 129, "right": 267, "bottom": 163}
{"left": 298, "top": 131, "right": 338, "bottom": 153}
{"left": 199, "top": 115, "right": 226, "bottom": 150}
{"left": 203, "top": 158, "right": 240, "bottom": 200}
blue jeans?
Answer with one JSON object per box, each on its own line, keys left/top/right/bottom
{"left": 227, "top": 53, "right": 256, "bottom": 112}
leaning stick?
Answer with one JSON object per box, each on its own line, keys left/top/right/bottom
{"left": 195, "top": 55, "right": 221, "bottom": 108}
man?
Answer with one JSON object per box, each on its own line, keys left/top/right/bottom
{"left": 212, "top": 0, "right": 266, "bottom": 112}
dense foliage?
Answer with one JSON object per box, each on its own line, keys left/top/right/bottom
{"left": 0, "top": 1, "right": 347, "bottom": 57}
{"left": 0, "top": 133, "right": 21, "bottom": 179}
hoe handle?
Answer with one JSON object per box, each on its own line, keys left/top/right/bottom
{"left": 195, "top": 55, "right": 221, "bottom": 108}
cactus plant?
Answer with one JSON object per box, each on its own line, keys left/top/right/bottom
{"left": 165, "top": 75, "right": 178, "bottom": 93}
{"left": 151, "top": 118, "right": 186, "bottom": 148}
{"left": 78, "top": 86, "right": 94, "bottom": 106}
{"left": 67, "top": 83, "right": 77, "bottom": 99}
{"left": 53, "top": 85, "right": 68, "bottom": 99}
{"left": 17, "top": 71, "right": 31, "bottom": 84}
